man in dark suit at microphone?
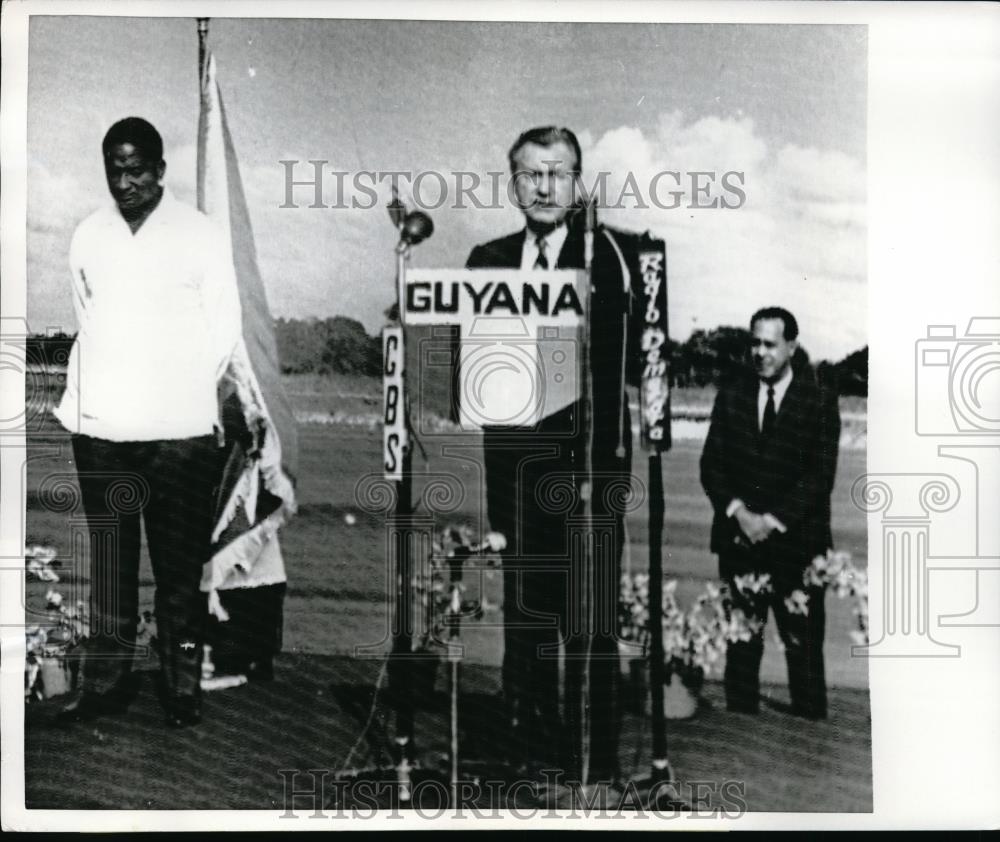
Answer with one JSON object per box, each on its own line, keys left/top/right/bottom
{"left": 465, "top": 126, "right": 645, "bottom": 779}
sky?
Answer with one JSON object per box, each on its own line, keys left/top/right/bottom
{"left": 25, "top": 16, "right": 867, "bottom": 360}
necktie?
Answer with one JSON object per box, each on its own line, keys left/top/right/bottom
{"left": 533, "top": 234, "right": 549, "bottom": 270}
{"left": 761, "top": 385, "right": 776, "bottom": 438}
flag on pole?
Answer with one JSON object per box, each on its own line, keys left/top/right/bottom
{"left": 197, "top": 49, "right": 298, "bottom": 619}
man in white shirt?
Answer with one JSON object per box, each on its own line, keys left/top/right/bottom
{"left": 55, "top": 117, "right": 241, "bottom": 728}
{"left": 464, "top": 127, "right": 647, "bottom": 779}
{"left": 700, "top": 307, "right": 841, "bottom": 719}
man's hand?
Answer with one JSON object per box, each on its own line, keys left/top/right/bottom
{"left": 484, "top": 531, "right": 507, "bottom": 552}
{"left": 734, "top": 506, "right": 771, "bottom": 545}
{"left": 761, "top": 513, "right": 787, "bottom": 535}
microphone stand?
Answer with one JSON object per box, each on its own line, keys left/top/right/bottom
{"left": 628, "top": 234, "right": 687, "bottom": 810}
{"left": 443, "top": 539, "right": 486, "bottom": 801}
{"left": 577, "top": 198, "right": 597, "bottom": 786}
{"left": 385, "top": 192, "right": 433, "bottom": 802}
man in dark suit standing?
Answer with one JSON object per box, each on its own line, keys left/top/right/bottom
{"left": 465, "top": 126, "right": 644, "bottom": 778}
{"left": 700, "top": 307, "right": 840, "bottom": 719}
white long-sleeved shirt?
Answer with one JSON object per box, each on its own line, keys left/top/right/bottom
{"left": 54, "top": 189, "right": 242, "bottom": 441}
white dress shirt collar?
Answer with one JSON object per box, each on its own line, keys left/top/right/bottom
{"left": 520, "top": 224, "right": 569, "bottom": 270}
{"left": 101, "top": 186, "right": 178, "bottom": 233}
{"left": 757, "top": 365, "right": 794, "bottom": 428}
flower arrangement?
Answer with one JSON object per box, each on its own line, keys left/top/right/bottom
{"left": 618, "top": 548, "right": 870, "bottom": 695}
{"left": 412, "top": 525, "right": 497, "bottom": 654}
{"left": 790, "top": 549, "right": 869, "bottom": 645}
{"left": 24, "top": 543, "right": 161, "bottom": 701}
{"left": 26, "top": 543, "right": 60, "bottom": 582}
{"left": 619, "top": 573, "right": 767, "bottom": 688}
{"left": 24, "top": 584, "right": 88, "bottom": 701}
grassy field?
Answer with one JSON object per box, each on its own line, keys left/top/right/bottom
{"left": 24, "top": 375, "right": 868, "bottom": 685}
{"left": 281, "top": 372, "right": 869, "bottom": 417}
{"left": 22, "top": 373, "right": 871, "bottom": 811}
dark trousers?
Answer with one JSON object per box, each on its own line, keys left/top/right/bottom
{"left": 723, "top": 569, "right": 828, "bottom": 718}
{"left": 487, "top": 418, "right": 623, "bottom": 779}
{"left": 500, "top": 548, "right": 567, "bottom": 767}
{"left": 207, "top": 582, "right": 286, "bottom": 678}
{"left": 499, "top": 534, "right": 622, "bottom": 779}
{"left": 71, "top": 433, "right": 220, "bottom": 703}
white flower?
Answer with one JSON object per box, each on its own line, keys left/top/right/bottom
{"left": 805, "top": 566, "right": 826, "bottom": 588}
{"left": 45, "top": 590, "right": 63, "bottom": 608}
{"left": 27, "top": 557, "right": 60, "bottom": 583}
{"left": 38, "top": 546, "right": 56, "bottom": 563}
{"left": 734, "top": 572, "right": 773, "bottom": 594}
{"left": 25, "top": 627, "right": 47, "bottom": 655}
{"left": 784, "top": 590, "right": 810, "bottom": 616}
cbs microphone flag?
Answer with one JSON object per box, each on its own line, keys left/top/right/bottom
{"left": 197, "top": 51, "right": 299, "bottom": 619}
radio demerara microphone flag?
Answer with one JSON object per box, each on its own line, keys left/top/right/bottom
{"left": 197, "top": 48, "right": 299, "bottom": 620}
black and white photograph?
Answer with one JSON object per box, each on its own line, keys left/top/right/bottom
{"left": 1, "top": 0, "right": 997, "bottom": 830}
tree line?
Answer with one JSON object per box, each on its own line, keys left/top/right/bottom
{"left": 25, "top": 320, "right": 868, "bottom": 396}
{"left": 669, "top": 326, "right": 867, "bottom": 396}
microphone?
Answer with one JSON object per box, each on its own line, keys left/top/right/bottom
{"left": 388, "top": 185, "right": 434, "bottom": 247}
{"left": 583, "top": 195, "right": 597, "bottom": 272}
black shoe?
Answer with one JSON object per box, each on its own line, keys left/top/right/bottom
{"left": 790, "top": 704, "right": 827, "bottom": 720}
{"left": 165, "top": 696, "right": 202, "bottom": 728}
{"left": 246, "top": 657, "right": 274, "bottom": 682}
{"left": 56, "top": 690, "right": 129, "bottom": 724}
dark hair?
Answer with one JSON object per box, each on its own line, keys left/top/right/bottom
{"left": 102, "top": 117, "right": 164, "bottom": 163}
{"left": 750, "top": 306, "right": 799, "bottom": 341}
{"left": 508, "top": 126, "right": 582, "bottom": 173}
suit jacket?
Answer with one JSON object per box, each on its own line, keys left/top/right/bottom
{"left": 466, "top": 215, "right": 645, "bottom": 547}
{"left": 699, "top": 364, "right": 841, "bottom": 584}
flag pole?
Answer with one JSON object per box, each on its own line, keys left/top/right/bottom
{"left": 195, "top": 18, "right": 209, "bottom": 216}
{"left": 197, "top": 18, "right": 209, "bottom": 84}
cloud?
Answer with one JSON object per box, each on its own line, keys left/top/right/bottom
{"left": 165, "top": 143, "right": 197, "bottom": 206}
{"left": 580, "top": 112, "right": 867, "bottom": 360}
{"left": 26, "top": 109, "right": 866, "bottom": 360}
{"left": 774, "top": 145, "right": 865, "bottom": 204}
{"left": 26, "top": 158, "right": 95, "bottom": 235}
